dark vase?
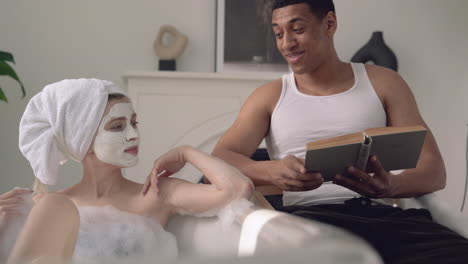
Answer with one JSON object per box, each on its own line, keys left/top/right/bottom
{"left": 351, "top": 31, "right": 398, "bottom": 72}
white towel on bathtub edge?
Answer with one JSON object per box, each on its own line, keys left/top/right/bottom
{"left": 18, "top": 79, "right": 127, "bottom": 185}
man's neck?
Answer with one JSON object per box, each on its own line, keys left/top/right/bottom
{"left": 294, "top": 57, "right": 352, "bottom": 95}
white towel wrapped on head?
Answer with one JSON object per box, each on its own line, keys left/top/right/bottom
{"left": 19, "top": 79, "right": 127, "bottom": 185}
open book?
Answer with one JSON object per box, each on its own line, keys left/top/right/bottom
{"left": 305, "top": 125, "right": 428, "bottom": 182}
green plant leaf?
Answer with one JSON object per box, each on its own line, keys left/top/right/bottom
{"left": 0, "top": 61, "right": 25, "bottom": 98}
{"left": 0, "top": 51, "right": 15, "bottom": 63}
{"left": 0, "top": 87, "right": 8, "bottom": 102}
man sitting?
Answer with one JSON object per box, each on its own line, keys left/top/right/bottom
{"left": 211, "top": 0, "right": 468, "bottom": 263}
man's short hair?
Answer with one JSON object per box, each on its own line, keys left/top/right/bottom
{"left": 272, "top": 0, "right": 335, "bottom": 20}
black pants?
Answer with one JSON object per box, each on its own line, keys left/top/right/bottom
{"left": 273, "top": 197, "right": 468, "bottom": 264}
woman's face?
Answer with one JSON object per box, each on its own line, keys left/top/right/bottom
{"left": 93, "top": 97, "right": 139, "bottom": 167}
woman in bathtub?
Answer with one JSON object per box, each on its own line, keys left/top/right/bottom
{"left": 1, "top": 79, "right": 254, "bottom": 263}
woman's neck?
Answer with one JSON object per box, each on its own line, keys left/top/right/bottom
{"left": 77, "top": 163, "right": 127, "bottom": 199}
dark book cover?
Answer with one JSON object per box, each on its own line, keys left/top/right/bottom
{"left": 305, "top": 126, "right": 427, "bottom": 182}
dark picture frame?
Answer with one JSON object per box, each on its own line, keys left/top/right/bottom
{"left": 215, "top": 0, "right": 289, "bottom": 73}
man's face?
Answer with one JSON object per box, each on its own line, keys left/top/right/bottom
{"left": 272, "top": 3, "right": 334, "bottom": 74}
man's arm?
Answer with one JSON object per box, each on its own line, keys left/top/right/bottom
{"left": 212, "top": 80, "right": 323, "bottom": 191}
{"left": 334, "top": 65, "right": 446, "bottom": 198}
{"left": 378, "top": 66, "right": 446, "bottom": 197}
{"left": 211, "top": 81, "right": 277, "bottom": 185}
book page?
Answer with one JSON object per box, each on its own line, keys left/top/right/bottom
{"left": 306, "top": 132, "right": 363, "bottom": 150}
{"left": 365, "top": 125, "right": 426, "bottom": 137}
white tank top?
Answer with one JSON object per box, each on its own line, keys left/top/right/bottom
{"left": 265, "top": 63, "right": 387, "bottom": 206}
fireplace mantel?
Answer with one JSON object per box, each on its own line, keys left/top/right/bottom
{"left": 123, "top": 71, "right": 278, "bottom": 183}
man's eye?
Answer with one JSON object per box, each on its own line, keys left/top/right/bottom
{"left": 275, "top": 32, "right": 283, "bottom": 39}
{"left": 132, "top": 121, "right": 139, "bottom": 127}
{"left": 293, "top": 28, "right": 304, "bottom": 33}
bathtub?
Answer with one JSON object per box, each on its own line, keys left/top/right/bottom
{"left": 166, "top": 205, "right": 382, "bottom": 264}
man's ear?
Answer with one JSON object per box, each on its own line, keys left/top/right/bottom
{"left": 325, "top": 11, "right": 337, "bottom": 36}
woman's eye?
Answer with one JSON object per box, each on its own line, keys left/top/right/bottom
{"left": 132, "top": 121, "right": 139, "bottom": 127}
{"left": 109, "top": 123, "right": 124, "bottom": 130}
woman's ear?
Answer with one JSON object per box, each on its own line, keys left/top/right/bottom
{"left": 87, "top": 138, "right": 96, "bottom": 154}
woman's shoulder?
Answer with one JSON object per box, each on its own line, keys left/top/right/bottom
{"left": 141, "top": 177, "right": 194, "bottom": 209}
{"left": 132, "top": 178, "right": 186, "bottom": 224}
{"left": 157, "top": 177, "right": 200, "bottom": 199}
{"left": 141, "top": 177, "right": 186, "bottom": 202}
{"left": 32, "top": 193, "right": 78, "bottom": 216}
{"left": 132, "top": 178, "right": 176, "bottom": 212}
{"left": 32, "top": 191, "right": 68, "bottom": 203}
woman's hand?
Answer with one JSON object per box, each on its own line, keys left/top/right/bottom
{"left": 141, "top": 146, "right": 191, "bottom": 194}
{"left": 0, "top": 188, "right": 34, "bottom": 222}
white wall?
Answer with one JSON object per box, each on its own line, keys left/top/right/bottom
{"left": 0, "top": 0, "right": 216, "bottom": 192}
{"left": 1, "top": 0, "right": 467, "bottom": 209}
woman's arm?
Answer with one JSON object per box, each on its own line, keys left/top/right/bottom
{"left": 148, "top": 146, "right": 254, "bottom": 216}
{"left": 7, "top": 194, "right": 79, "bottom": 264}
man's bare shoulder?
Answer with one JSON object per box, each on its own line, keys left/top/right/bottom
{"left": 365, "top": 64, "right": 410, "bottom": 96}
{"left": 254, "top": 78, "right": 283, "bottom": 96}
{"left": 365, "top": 64, "right": 404, "bottom": 85}
{"left": 247, "top": 78, "right": 283, "bottom": 113}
